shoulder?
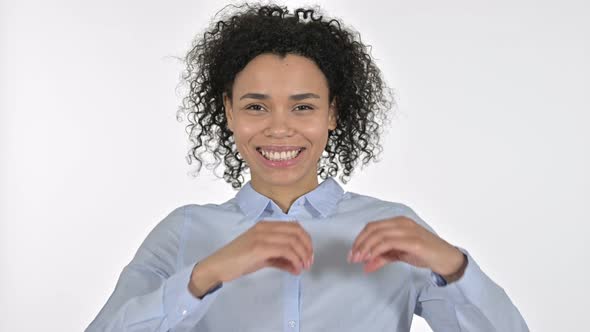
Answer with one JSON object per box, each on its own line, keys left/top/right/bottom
{"left": 142, "top": 202, "right": 234, "bottom": 240}
{"left": 339, "top": 191, "right": 437, "bottom": 234}
{"left": 168, "top": 199, "right": 241, "bottom": 224}
{"left": 339, "top": 190, "right": 416, "bottom": 215}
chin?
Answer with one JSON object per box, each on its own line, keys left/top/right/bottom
{"left": 258, "top": 171, "right": 307, "bottom": 187}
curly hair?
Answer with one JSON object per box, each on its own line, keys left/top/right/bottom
{"left": 177, "top": 2, "right": 393, "bottom": 189}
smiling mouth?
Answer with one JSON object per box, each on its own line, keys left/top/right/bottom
{"left": 256, "top": 147, "right": 305, "bottom": 161}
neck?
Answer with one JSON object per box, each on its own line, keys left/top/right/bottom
{"left": 250, "top": 173, "right": 319, "bottom": 214}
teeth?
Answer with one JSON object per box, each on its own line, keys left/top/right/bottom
{"left": 259, "top": 148, "right": 302, "bottom": 161}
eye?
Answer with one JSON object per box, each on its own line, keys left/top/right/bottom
{"left": 294, "top": 105, "right": 314, "bottom": 111}
{"left": 245, "top": 104, "right": 265, "bottom": 111}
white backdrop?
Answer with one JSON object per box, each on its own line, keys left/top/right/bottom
{"left": 1, "top": 0, "right": 588, "bottom": 331}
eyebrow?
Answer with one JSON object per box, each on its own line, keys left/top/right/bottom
{"left": 239, "top": 93, "right": 321, "bottom": 101}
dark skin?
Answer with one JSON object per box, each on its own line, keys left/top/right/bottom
{"left": 349, "top": 216, "right": 467, "bottom": 280}
{"left": 189, "top": 53, "right": 466, "bottom": 298}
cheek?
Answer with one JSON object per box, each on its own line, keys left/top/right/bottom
{"left": 232, "top": 120, "right": 257, "bottom": 142}
{"left": 301, "top": 125, "right": 330, "bottom": 149}
{"left": 231, "top": 119, "right": 263, "bottom": 156}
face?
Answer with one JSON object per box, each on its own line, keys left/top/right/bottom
{"left": 224, "top": 53, "right": 337, "bottom": 192}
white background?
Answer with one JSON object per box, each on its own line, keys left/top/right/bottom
{"left": 1, "top": 0, "right": 588, "bottom": 331}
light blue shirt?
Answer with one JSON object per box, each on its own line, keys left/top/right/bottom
{"left": 86, "top": 178, "right": 529, "bottom": 331}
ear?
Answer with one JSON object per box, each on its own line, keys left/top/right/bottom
{"left": 223, "top": 92, "right": 234, "bottom": 132}
{"left": 328, "top": 97, "right": 337, "bottom": 131}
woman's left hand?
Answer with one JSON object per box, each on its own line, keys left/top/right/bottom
{"left": 349, "top": 216, "right": 466, "bottom": 279}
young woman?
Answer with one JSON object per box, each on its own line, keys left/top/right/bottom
{"left": 87, "top": 4, "right": 529, "bottom": 331}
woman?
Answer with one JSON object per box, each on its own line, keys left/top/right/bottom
{"left": 87, "top": 3, "right": 529, "bottom": 331}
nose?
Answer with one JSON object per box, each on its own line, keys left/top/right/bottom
{"left": 264, "top": 110, "right": 294, "bottom": 138}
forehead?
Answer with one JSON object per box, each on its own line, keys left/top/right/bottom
{"left": 232, "top": 53, "right": 329, "bottom": 98}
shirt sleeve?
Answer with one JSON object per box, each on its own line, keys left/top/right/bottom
{"left": 414, "top": 246, "right": 529, "bottom": 331}
{"left": 396, "top": 204, "right": 530, "bottom": 331}
{"left": 85, "top": 206, "right": 221, "bottom": 331}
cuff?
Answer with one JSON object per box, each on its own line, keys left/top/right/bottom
{"left": 429, "top": 247, "right": 477, "bottom": 288}
{"left": 163, "top": 263, "right": 220, "bottom": 327}
{"left": 430, "top": 248, "right": 468, "bottom": 287}
{"left": 427, "top": 246, "right": 493, "bottom": 305}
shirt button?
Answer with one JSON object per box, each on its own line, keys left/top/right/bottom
{"left": 181, "top": 309, "right": 188, "bottom": 315}
{"left": 288, "top": 320, "right": 296, "bottom": 328}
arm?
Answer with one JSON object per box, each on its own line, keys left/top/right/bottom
{"left": 350, "top": 202, "right": 529, "bottom": 331}
{"left": 85, "top": 206, "right": 221, "bottom": 332}
{"left": 414, "top": 247, "right": 529, "bottom": 332}
{"left": 402, "top": 205, "right": 529, "bottom": 332}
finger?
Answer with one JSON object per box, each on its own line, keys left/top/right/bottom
{"left": 366, "top": 236, "right": 418, "bottom": 263}
{"left": 350, "top": 221, "right": 390, "bottom": 259}
{"left": 363, "top": 256, "right": 389, "bottom": 273}
{"left": 273, "top": 222, "right": 314, "bottom": 263}
{"left": 257, "top": 221, "right": 313, "bottom": 263}
{"left": 350, "top": 226, "right": 403, "bottom": 263}
{"left": 262, "top": 232, "right": 310, "bottom": 270}
{"left": 355, "top": 228, "right": 410, "bottom": 262}
{"left": 351, "top": 217, "right": 419, "bottom": 262}
{"left": 264, "top": 243, "right": 304, "bottom": 274}
{"left": 290, "top": 222, "right": 314, "bottom": 260}
{"left": 267, "top": 257, "right": 298, "bottom": 275}
{"left": 350, "top": 217, "right": 415, "bottom": 258}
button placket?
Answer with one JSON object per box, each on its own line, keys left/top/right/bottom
{"left": 275, "top": 200, "right": 302, "bottom": 332}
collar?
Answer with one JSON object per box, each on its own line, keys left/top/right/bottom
{"left": 235, "top": 177, "right": 344, "bottom": 220}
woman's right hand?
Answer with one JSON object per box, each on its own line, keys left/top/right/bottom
{"left": 189, "top": 221, "right": 313, "bottom": 297}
